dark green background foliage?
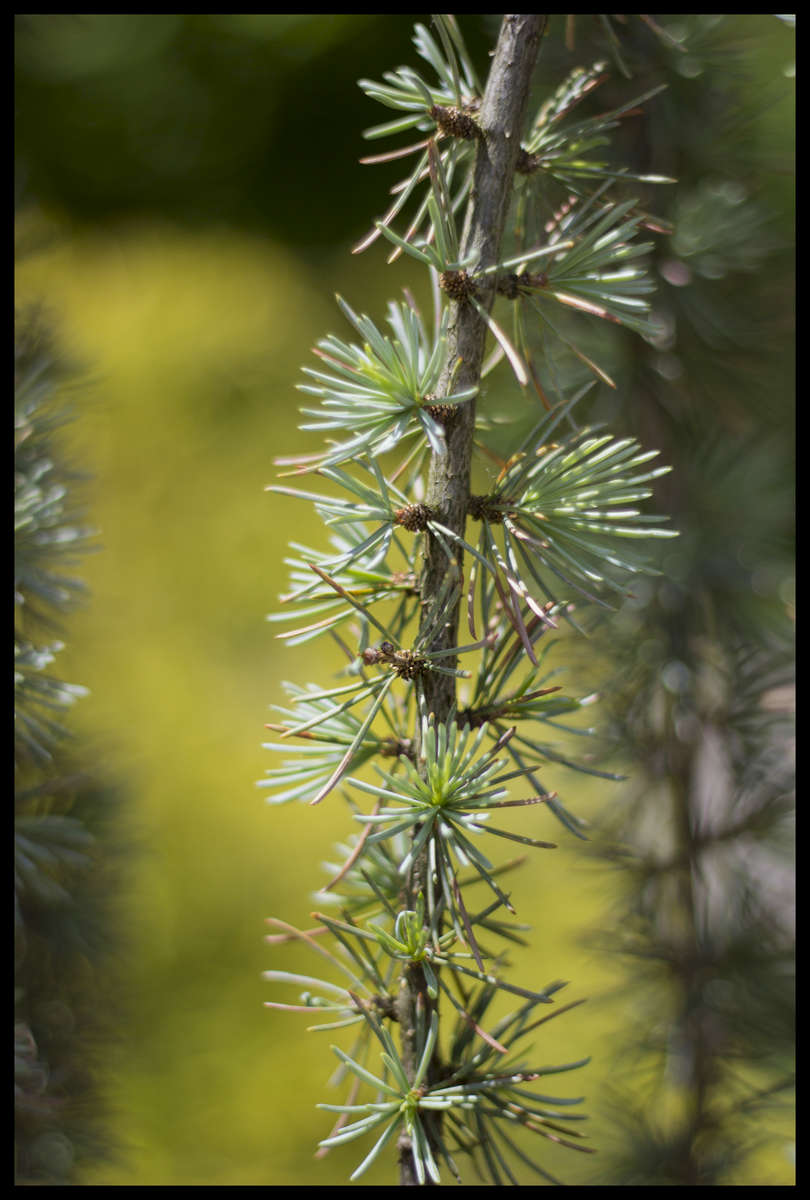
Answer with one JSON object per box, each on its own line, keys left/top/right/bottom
{"left": 15, "top": 14, "right": 498, "bottom": 249}
{"left": 15, "top": 13, "right": 793, "bottom": 1186}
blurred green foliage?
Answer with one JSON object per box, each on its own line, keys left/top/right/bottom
{"left": 14, "top": 12, "right": 793, "bottom": 1187}
{"left": 15, "top": 14, "right": 497, "bottom": 251}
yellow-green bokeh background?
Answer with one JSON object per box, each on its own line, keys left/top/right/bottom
{"left": 16, "top": 14, "right": 794, "bottom": 1187}
{"left": 15, "top": 219, "right": 619, "bottom": 1187}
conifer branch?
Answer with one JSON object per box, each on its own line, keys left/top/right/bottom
{"left": 418, "top": 12, "right": 546, "bottom": 719}
{"left": 264, "top": 11, "right": 681, "bottom": 1185}
{"left": 398, "top": 15, "right": 546, "bottom": 1185}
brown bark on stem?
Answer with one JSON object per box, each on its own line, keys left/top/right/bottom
{"left": 396, "top": 14, "right": 545, "bottom": 1186}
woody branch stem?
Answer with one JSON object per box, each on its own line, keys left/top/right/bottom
{"left": 396, "top": 14, "right": 546, "bottom": 1187}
